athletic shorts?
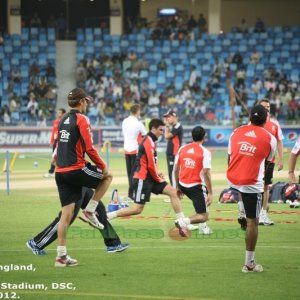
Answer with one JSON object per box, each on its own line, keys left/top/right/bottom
{"left": 131, "top": 178, "right": 168, "bottom": 205}
{"left": 240, "top": 192, "right": 262, "bottom": 219}
{"left": 179, "top": 184, "right": 207, "bottom": 214}
{"left": 264, "top": 162, "right": 275, "bottom": 185}
{"left": 55, "top": 163, "right": 103, "bottom": 207}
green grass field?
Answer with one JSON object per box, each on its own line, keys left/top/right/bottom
{"left": 0, "top": 150, "right": 299, "bottom": 300}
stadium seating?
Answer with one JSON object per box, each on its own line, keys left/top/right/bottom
{"left": 1, "top": 28, "right": 57, "bottom": 124}
{"left": 71, "top": 24, "right": 300, "bottom": 124}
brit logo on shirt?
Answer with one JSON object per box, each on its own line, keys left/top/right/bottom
{"left": 183, "top": 158, "right": 195, "bottom": 168}
{"left": 238, "top": 141, "right": 256, "bottom": 155}
{"left": 60, "top": 130, "right": 70, "bottom": 142}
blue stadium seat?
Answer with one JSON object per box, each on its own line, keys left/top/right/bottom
{"left": 30, "top": 27, "right": 39, "bottom": 39}
{"left": 264, "top": 44, "right": 273, "bottom": 52}
{"left": 93, "top": 28, "right": 102, "bottom": 38}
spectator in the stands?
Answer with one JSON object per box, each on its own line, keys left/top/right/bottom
{"left": 127, "top": 50, "right": 137, "bottom": 62}
{"left": 27, "top": 94, "right": 39, "bottom": 122}
{"left": 232, "top": 51, "right": 243, "bottom": 68}
{"left": 251, "top": 78, "right": 263, "bottom": 96}
{"left": 264, "top": 78, "right": 277, "bottom": 92}
{"left": 236, "top": 18, "right": 248, "bottom": 33}
{"left": 269, "top": 93, "right": 280, "bottom": 118}
{"left": 30, "top": 12, "right": 42, "bottom": 27}
{"left": 151, "top": 27, "right": 162, "bottom": 40}
{"left": 157, "top": 58, "right": 167, "bottom": 71}
{"left": 187, "top": 15, "right": 198, "bottom": 30}
{"left": 189, "top": 66, "right": 198, "bottom": 88}
{"left": 35, "top": 77, "right": 48, "bottom": 100}
{"left": 287, "top": 96, "right": 299, "bottom": 120}
{"left": 75, "top": 61, "right": 87, "bottom": 84}
{"left": 198, "top": 13, "right": 207, "bottom": 33}
{"left": 254, "top": 17, "right": 265, "bottom": 33}
{"left": 9, "top": 94, "right": 20, "bottom": 114}
{"left": 29, "top": 61, "right": 40, "bottom": 78}
{"left": 46, "top": 62, "right": 56, "bottom": 80}
{"left": 10, "top": 67, "right": 21, "bottom": 83}
{"left": 97, "top": 98, "right": 106, "bottom": 124}
{"left": 123, "top": 97, "right": 134, "bottom": 112}
{"left": 1, "top": 105, "right": 11, "bottom": 125}
{"left": 235, "top": 69, "right": 246, "bottom": 89}
{"left": 250, "top": 48, "right": 260, "bottom": 64}
{"left": 148, "top": 90, "right": 160, "bottom": 106}
{"left": 164, "top": 26, "right": 173, "bottom": 39}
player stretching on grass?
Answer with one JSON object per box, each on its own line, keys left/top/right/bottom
{"left": 227, "top": 105, "right": 276, "bottom": 272}
{"left": 174, "top": 126, "right": 213, "bottom": 235}
{"left": 54, "top": 88, "right": 113, "bottom": 267}
{"left": 27, "top": 187, "right": 129, "bottom": 255}
{"left": 107, "top": 118, "right": 189, "bottom": 237}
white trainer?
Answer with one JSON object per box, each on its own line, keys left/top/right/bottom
{"left": 187, "top": 224, "right": 198, "bottom": 231}
{"left": 242, "top": 263, "right": 263, "bottom": 273}
{"left": 199, "top": 225, "right": 213, "bottom": 235}
{"left": 55, "top": 255, "right": 78, "bottom": 267}
{"left": 290, "top": 201, "right": 300, "bottom": 208}
{"left": 174, "top": 219, "right": 189, "bottom": 237}
{"left": 259, "top": 214, "right": 274, "bottom": 225}
{"left": 80, "top": 210, "right": 104, "bottom": 229}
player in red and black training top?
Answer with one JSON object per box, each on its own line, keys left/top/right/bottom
{"left": 164, "top": 109, "right": 183, "bottom": 188}
{"left": 107, "top": 118, "right": 189, "bottom": 238}
{"left": 54, "top": 88, "right": 113, "bottom": 267}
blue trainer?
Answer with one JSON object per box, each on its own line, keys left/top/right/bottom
{"left": 107, "top": 243, "right": 129, "bottom": 253}
{"left": 26, "top": 239, "right": 47, "bottom": 255}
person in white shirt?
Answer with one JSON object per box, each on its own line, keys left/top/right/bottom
{"left": 122, "top": 104, "right": 147, "bottom": 198}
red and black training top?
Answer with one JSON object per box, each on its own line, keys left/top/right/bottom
{"left": 55, "top": 109, "right": 106, "bottom": 173}
{"left": 166, "top": 122, "right": 183, "bottom": 156}
{"left": 132, "top": 132, "right": 163, "bottom": 183}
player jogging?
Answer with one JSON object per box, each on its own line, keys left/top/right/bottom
{"left": 227, "top": 105, "right": 276, "bottom": 272}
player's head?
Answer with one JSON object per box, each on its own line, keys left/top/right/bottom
{"left": 192, "top": 126, "right": 206, "bottom": 142}
{"left": 149, "top": 118, "right": 165, "bottom": 138}
{"left": 57, "top": 108, "right": 66, "bottom": 119}
{"left": 163, "top": 109, "right": 177, "bottom": 125}
{"left": 250, "top": 104, "right": 268, "bottom": 126}
{"left": 130, "top": 104, "right": 141, "bottom": 116}
{"left": 67, "top": 88, "right": 93, "bottom": 112}
{"left": 259, "top": 98, "right": 270, "bottom": 113}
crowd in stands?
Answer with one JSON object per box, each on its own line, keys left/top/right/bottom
{"left": 73, "top": 15, "right": 300, "bottom": 126}
{"left": 1, "top": 13, "right": 300, "bottom": 127}
{"left": 75, "top": 48, "right": 300, "bottom": 127}
{"left": 0, "top": 22, "right": 57, "bottom": 126}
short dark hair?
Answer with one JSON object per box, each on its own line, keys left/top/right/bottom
{"left": 259, "top": 98, "right": 270, "bottom": 105}
{"left": 58, "top": 108, "right": 66, "bottom": 114}
{"left": 149, "top": 118, "right": 165, "bottom": 130}
{"left": 192, "top": 126, "right": 206, "bottom": 142}
{"left": 130, "top": 104, "right": 140, "bottom": 114}
{"left": 250, "top": 105, "right": 268, "bottom": 125}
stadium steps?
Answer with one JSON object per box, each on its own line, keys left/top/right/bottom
{"left": 56, "top": 41, "right": 76, "bottom": 110}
